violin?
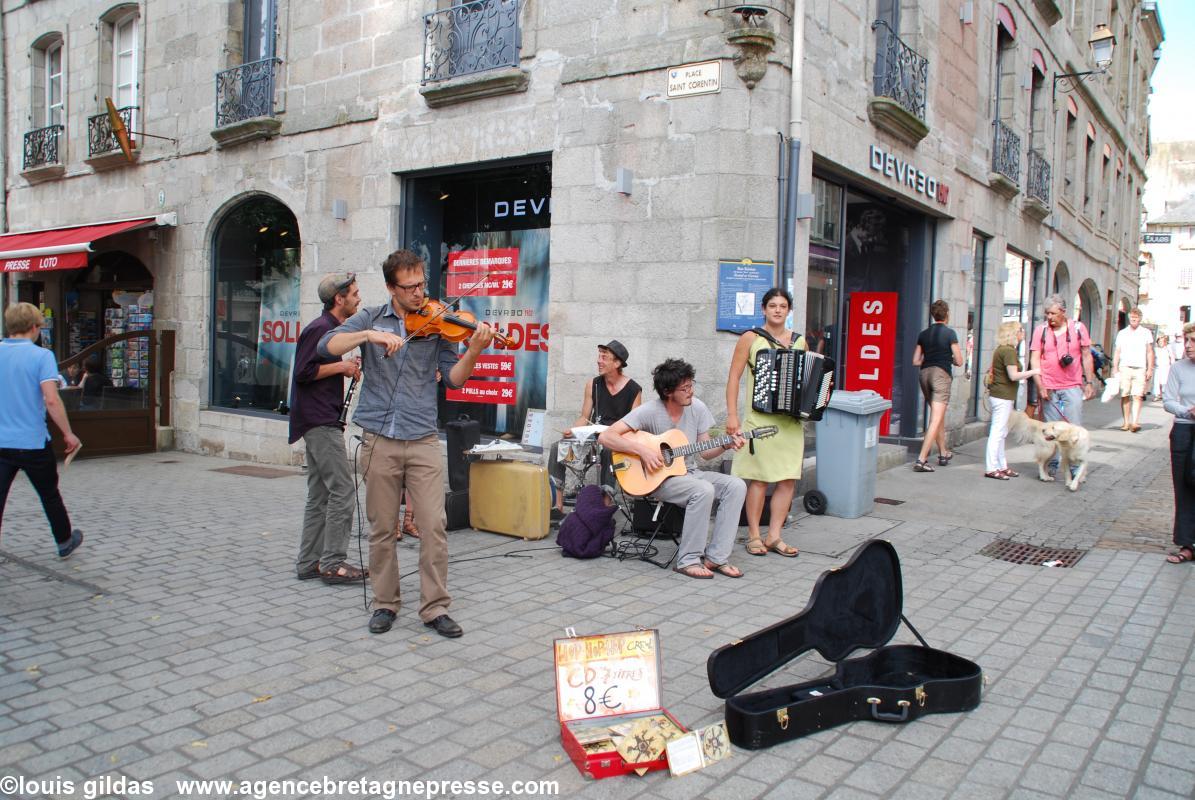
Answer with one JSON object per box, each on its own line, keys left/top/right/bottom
{"left": 403, "top": 298, "right": 509, "bottom": 346}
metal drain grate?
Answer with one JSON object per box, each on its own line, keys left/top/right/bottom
{"left": 211, "top": 465, "right": 301, "bottom": 479}
{"left": 874, "top": 497, "right": 905, "bottom": 505}
{"left": 979, "top": 539, "right": 1086, "bottom": 567}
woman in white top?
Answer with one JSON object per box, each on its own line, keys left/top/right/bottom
{"left": 1162, "top": 323, "right": 1195, "bottom": 564}
{"left": 1153, "top": 333, "right": 1174, "bottom": 400}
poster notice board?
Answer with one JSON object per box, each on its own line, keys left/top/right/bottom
{"left": 844, "top": 292, "right": 898, "bottom": 435}
{"left": 715, "top": 260, "right": 776, "bottom": 333}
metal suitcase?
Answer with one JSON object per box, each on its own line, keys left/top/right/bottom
{"left": 468, "top": 460, "right": 551, "bottom": 540}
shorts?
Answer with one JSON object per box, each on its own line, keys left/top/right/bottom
{"left": 1119, "top": 366, "right": 1146, "bottom": 397}
{"left": 918, "top": 366, "right": 952, "bottom": 404}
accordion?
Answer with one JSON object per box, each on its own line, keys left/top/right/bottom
{"left": 751, "top": 349, "right": 835, "bottom": 421}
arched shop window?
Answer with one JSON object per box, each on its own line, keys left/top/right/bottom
{"left": 210, "top": 196, "right": 300, "bottom": 412}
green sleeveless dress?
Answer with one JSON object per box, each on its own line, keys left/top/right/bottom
{"left": 731, "top": 332, "right": 807, "bottom": 482}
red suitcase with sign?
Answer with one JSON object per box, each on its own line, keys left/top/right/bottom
{"left": 554, "top": 629, "right": 686, "bottom": 780}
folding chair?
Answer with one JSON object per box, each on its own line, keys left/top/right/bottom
{"left": 612, "top": 497, "right": 685, "bottom": 569}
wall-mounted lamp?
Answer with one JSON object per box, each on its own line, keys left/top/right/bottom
{"left": 795, "top": 193, "right": 815, "bottom": 220}
{"left": 959, "top": 1, "right": 974, "bottom": 25}
{"left": 1153, "top": 46, "right": 1163, "bottom": 61}
{"left": 1053, "top": 24, "right": 1117, "bottom": 104}
{"left": 615, "top": 167, "right": 633, "bottom": 195}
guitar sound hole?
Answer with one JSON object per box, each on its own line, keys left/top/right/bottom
{"left": 661, "top": 448, "right": 673, "bottom": 467}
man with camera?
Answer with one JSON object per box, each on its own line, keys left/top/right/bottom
{"left": 1029, "top": 294, "right": 1096, "bottom": 477}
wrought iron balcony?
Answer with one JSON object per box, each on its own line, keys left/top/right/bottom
{"left": 215, "top": 58, "right": 281, "bottom": 128}
{"left": 1026, "top": 148, "right": 1051, "bottom": 206}
{"left": 23, "top": 125, "right": 64, "bottom": 170}
{"left": 423, "top": 0, "right": 521, "bottom": 84}
{"left": 992, "top": 120, "right": 1021, "bottom": 186}
{"left": 88, "top": 106, "right": 137, "bottom": 156}
{"left": 871, "top": 20, "right": 928, "bottom": 123}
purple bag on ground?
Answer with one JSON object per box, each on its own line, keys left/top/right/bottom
{"left": 556, "top": 485, "right": 617, "bottom": 559}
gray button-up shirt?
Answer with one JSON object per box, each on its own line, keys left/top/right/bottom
{"left": 317, "top": 303, "right": 462, "bottom": 440}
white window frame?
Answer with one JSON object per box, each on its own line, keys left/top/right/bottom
{"left": 112, "top": 13, "right": 139, "bottom": 131}
{"left": 46, "top": 41, "right": 63, "bottom": 128}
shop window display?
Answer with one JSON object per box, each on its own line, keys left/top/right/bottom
{"left": 210, "top": 196, "right": 300, "bottom": 412}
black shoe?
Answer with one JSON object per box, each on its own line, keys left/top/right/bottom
{"left": 423, "top": 614, "right": 463, "bottom": 638}
{"left": 296, "top": 564, "right": 321, "bottom": 581}
{"left": 368, "top": 609, "right": 396, "bottom": 634}
{"left": 57, "top": 530, "right": 83, "bottom": 559}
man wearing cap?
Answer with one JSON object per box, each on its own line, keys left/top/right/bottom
{"left": 290, "top": 273, "right": 367, "bottom": 585}
{"left": 548, "top": 341, "right": 642, "bottom": 505}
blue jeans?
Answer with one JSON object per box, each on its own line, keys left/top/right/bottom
{"left": 1043, "top": 386, "right": 1084, "bottom": 474}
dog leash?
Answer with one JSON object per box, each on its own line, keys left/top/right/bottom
{"left": 1042, "top": 397, "right": 1072, "bottom": 424}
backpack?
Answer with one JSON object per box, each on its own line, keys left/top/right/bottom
{"left": 556, "top": 485, "right": 617, "bottom": 559}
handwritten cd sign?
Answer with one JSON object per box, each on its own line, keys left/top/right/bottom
{"left": 554, "top": 630, "right": 661, "bottom": 722}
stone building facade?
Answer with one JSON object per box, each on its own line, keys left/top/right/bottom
{"left": 1139, "top": 140, "right": 1195, "bottom": 338}
{"left": 0, "top": 0, "right": 1163, "bottom": 463}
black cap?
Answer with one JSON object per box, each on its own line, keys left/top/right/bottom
{"left": 599, "top": 340, "right": 629, "bottom": 366}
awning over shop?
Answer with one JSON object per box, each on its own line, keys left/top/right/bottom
{"left": 0, "top": 212, "right": 177, "bottom": 273}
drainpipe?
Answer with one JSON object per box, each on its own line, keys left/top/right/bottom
{"left": 779, "top": 0, "right": 806, "bottom": 290}
{"left": 0, "top": 7, "right": 9, "bottom": 307}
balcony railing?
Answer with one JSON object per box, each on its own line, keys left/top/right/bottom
{"left": 215, "top": 58, "right": 281, "bottom": 128}
{"left": 871, "top": 20, "right": 928, "bottom": 123}
{"left": 992, "top": 120, "right": 1021, "bottom": 185}
{"left": 23, "top": 124, "right": 64, "bottom": 170}
{"left": 88, "top": 106, "right": 137, "bottom": 157}
{"left": 1027, "top": 148, "right": 1051, "bottom": 206}
{"left": 423, "top": 0, "right": 521, "bottom": 84}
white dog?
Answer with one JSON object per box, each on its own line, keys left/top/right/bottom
{"left": 1007, "top": 411, "right": 1091, "bottom": 491}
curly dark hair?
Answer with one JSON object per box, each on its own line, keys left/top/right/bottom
{"left": 382, "top": 249, "right": 426, "bottom": 287}
{"left": 652, "top": 358, "right": 695, "bottom": 401}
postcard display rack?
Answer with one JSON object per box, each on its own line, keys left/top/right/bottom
{"left": 104, "top": 306, "right": 153, "bottom": 388}
{"left": 554, "top": 629, "right": 686, "bottom": 779}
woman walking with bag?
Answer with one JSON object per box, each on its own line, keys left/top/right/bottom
{"left": 984, "top": 321, "right": 1039, "bottom": 480}
{"left": 1163, "top": 323, "right": 1195, "bottom": 564}
{"left": 725, "top": 288, "right": 804, "bottom": 558}
{"left": 911, "top": 300, "right": 964, "bottom": 472}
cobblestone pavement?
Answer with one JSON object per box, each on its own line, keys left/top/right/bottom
{"left": 1, "top": 399, "right": 1193, "bottom": 800}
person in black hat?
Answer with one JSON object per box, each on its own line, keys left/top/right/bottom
{"left": 548, "top": 341, "right": 642, "bottom": 509}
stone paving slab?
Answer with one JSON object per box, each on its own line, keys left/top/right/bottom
{"left": 0, "top": 400, "right": 1192, "bottom": 799}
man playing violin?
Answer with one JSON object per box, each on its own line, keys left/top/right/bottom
{"left": 599, "top": 358, "right": 747, "bottom": 579}
{"left": 319, "top": 249, "right": 495, "bottom": 638}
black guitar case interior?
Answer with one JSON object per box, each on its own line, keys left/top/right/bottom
{"left": 706, "top": 539, "right": 982, "bottom": 750}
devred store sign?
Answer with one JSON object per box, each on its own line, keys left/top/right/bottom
{"left": 868, "top": 145, "right": 949, "bottom": 207}
{"left": 447, "top": 248, "right": 519, "bottom": 296}
{"left": 844, "top": 292, "right": 898, "bottom": 435}
{"left": 2, "top": 252, "right": 89, "bottom": 272}
{"left": 446, "top": 380, "right": 517, "bottom": 406}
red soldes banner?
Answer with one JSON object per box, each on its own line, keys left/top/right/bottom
{"left": 446, "top": 380, "right": 518, "bottom": 406}
{"left": 844, "top": 292, "right": 898, "bottom": 434}
{"left": 447, "top": 248, "right": 519, "bottom": 296}
{"left": 469, "top": 355, "right": 517, "bottom": 379}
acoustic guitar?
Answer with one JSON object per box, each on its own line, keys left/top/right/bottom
{"left": 610, "top": 426, "right": 779, "bottom": 496}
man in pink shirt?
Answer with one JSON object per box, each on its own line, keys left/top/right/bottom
{"left": 1029, "top": 294, "right": 1096, "bottom": 477}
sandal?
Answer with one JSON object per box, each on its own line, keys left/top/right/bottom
{"left": 1000, "top": 468, "right": 1020, "bottom": 478}
{"left": 938, "top": 452, "right": 954, "bottom": 466}
{"left": 913, "top": 460, "right": 935, "bottom": 473}
{"left": 745, "top": 539, "right": 768, "bottom": 556}
{"left": 673, "top": 563, "right": 714, "bottom": 579}
{"left": 764, "top": 538, "right": 799, "bottom": 557}
{"left": 320, "top": 561, "right": 369, "bottom": 584}
{"left": 703, "top": 559, "right": 743, "bottom": 578}
{"left": 1166, "top": 547, "right": 1194, "bottom": 565}
{"left": 984, "top": 471, "right": 1009, "bottom": 481}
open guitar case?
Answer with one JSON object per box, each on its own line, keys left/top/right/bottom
{"left": 706, "top": 539, "right": 982, "bottom": 750}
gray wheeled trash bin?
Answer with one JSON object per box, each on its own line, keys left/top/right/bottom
{"left": 813, "top": 390, "right": 893, "bottom": 519}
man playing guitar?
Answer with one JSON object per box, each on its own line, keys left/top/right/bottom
{"left": 599, "top": 358, "right": 747, "bottom": 579}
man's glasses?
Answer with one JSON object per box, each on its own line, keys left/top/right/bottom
{"left": 395, "top": 280, "right": 426, "bottom": 293}
{"left": 675, "top": 381, "right": 696, "bottom": 394}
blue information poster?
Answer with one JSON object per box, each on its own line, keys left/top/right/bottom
{"left": 716, "top": 259, "right": 776, "bottom": 333}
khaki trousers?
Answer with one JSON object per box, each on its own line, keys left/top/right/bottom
{"left": 362, "top": 433, "right": 449, "bottom": 621}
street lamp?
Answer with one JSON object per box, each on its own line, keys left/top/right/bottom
{"left": 1054, "top": 24, "right": 1117, "bottom": 104}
